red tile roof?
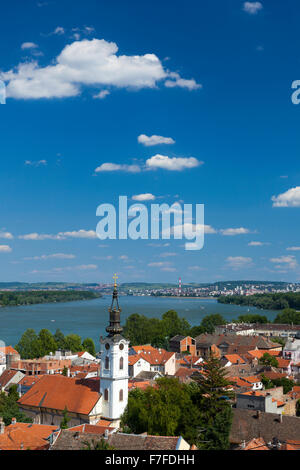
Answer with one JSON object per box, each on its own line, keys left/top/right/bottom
{"left": 131, "top": 346, "right": 175, "bottom": 366}
{"left": 0, "top": 422, "right": 58, "bottom": 450}
{"left": 18, "top": 375, "right": 101, "bottom": 415}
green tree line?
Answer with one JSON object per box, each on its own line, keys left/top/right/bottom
{"left": 15, "top": 328, "right": 96, "bottom": 359}
{"left": 0, "top": 290, "right": 101, "bottom": 307}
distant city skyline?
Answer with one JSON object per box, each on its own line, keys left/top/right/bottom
{"left": 0, "top": 0, "right": 300, "bottom": 283}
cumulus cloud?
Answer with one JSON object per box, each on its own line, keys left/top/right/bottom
{"left": 132, "top": 193, "right": 156, "bottom": 201}
{"left": 93, "top": 89, "right": 110, "bottom": 99}
{"left": 137, "top": 134, "right": 175, "bottom": 146}
{"left": 226, "top": 256, "right": 253, "bottom": 268}
{"left": 287, "top": 246, "right": 300, "bottom": 251}
{"left": 1, "top": 38, "right": 201, "bottom": 100}
{"left": 19, "top": 229, "right": 97, "bottom": 240}
{"left": 0, "top": 232, "right": 13, "bottom": 240}
{"left": 148, "top": 261, "right": 171, "bottom": 268}
{"left": 270, "top": 255, "right": 298, "bottom": 270}
{"left": 243, "top": 2, "right": 263, "bottom": 15}
{"left": 220, "top": 227, "right": 250, "bottom": 236}
{"left": 164, "top": 72, "right": 202, "bottom": 90}
{"left": 24, "top": 253, "right": 76, "bottom": 260}
{"left": 146, "top": 154, "right": 203, "bottom": 171}
{"left": 21, "top": 42, "right": 38, "bottom": 50}
{"left": 272, "top": 186, "right": 300, "bottom": 207}
{"left": 25, "top": 160, "right": 47, "bottom": 166}
{"left": 0, "top": 245, "right": 12, "bottom": 253}
{"left": 95, "top": 163, "right": 141, "bottom": 173}
{"left": 248, "top": 241, "right": 264, "bottom": 246}
{"left": 163, "top": 223, "right": 216, "bottom": 238}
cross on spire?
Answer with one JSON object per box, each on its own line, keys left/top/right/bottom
{"left": 113, "top": 273, "right": 118, "bottom": 287}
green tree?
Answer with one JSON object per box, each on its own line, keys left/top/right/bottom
{"left": 54, "top": 329, "right": 66, "bottom": 350}
{"left": 64, "top": 334, "right": 82, "bottom": 352}
{"left": 15, "top": 329, "right": 43, "bottom": 359}
{"left": 121, "top": 378, "right": 199, "bottom": 443}
{"left": 62, "top": 366, "right": 68, "bottom": 376}
{"left": 60, "top": 406, "right": 70, "bottom": 429}
{"left": 274, "top": 308, "right": 300, "bottom": 325}
{"left": 237, "top": 314, "right": 268, "bottom": 324}
{"left": 200, "top": 314, "right": 226, "bottom": 334}
{"left": 38, "top": 329, "right": 58, "bottom": 356}
{"left": 259, "top": 353, "right": 279, "bottom": 368}
{"left": 191, "top": 353, "right": 234, "bottom": 450}
{"left": 82, "top": 338, "right": 96, "bottom": 356}
{"left": 161, "top": 310, "right": 190, "bottom": 338}
{"left": 0, "top": 385, "right": 32, "bottom": 426}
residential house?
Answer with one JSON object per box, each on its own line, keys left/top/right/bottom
{"left": 169, "top": 336, "right": 196, "bottom": 355}
{"left": 0, "top": 418, "right": 59, "bottom": 450}
{"left": 18, "top": 374, "right": 102, "bottom": 427}
{"left": 129, "top": 346, "right": 176, "bottom": 376}
{"left": 0, "top": 369, "right": 25, "bottom": 392}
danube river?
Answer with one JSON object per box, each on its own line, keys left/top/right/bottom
{"left": 0, "top": 296, "right": 279, "bottom": 348}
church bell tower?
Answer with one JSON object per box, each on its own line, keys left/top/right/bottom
{"left": 99, "top": 274, "right": 129, "bottom": 422}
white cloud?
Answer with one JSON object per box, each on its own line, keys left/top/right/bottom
{"left": 243, "top": 2, "right": 263, "bottom": 15}
{"left": 220, "top": 227, "right": 250, "bottom": 236}
{"left": 161, "top": 267, "right": 177, "bottom": 272}
{"left": 270, "top": 255, "right": 298, "bottom": 269}
{"left": 25, "top": 159, "right": 47, "bottom": 166}
{"left": 21, "top": 42, "right": 38, "bottom": 50}
{"left": 19, "top": 229, "right": 97, "bottom": 240}
{"left": 132, "top": 193, "right": 156, "bottom": 201}
{"left": 188, "top": 265, "right": 204, "bottom": 271}
{"left": 272, "top": 186, "right": 300, "bottom": 207}
{"left": 148, "top": 261, "right": 171, "bottom": 268}
{"left": 164, "top": 72, "right": 202, "bottom": 90}
{"left": 2, "top": 38, "right": 200, "bottom": 100}
{"left": 95, "top": 163, "right": 141, "bottom": 173}
{"left": 19, "top": 233, "right": 61, "bottom": 240}
{"left": 160, "top": 252, "right": 177, "bottom": 258}
{"left": 248, "top": 241, "right": 264, "bottom": 246}
{"left": 163, "top": 223, "right": 216, "bottom": 238}
{"left": 53, "top": 26, "right": 65, "bottom": 35}
{"left": 93, "top": 90, "right": 110, "bottom": 99}
{"left": 0, "top": 245, "right": 12, "bottom": 253}
{"left": 287, "top": 246, "right": 300, "bottom": 251}
{"left": 58, "top": 229, "right": 97, "bottom": 239}
{"left": 146, "top": 154, "right": 203, "bottom": 171}
{"left": 24, "top": 253, "right": 76, "bottom": 260}
{"left": 119, "top": 255, "right": 129, "bottom": 260}
{"left": 138, "top": 134, "right": 175, "bottom": 146}
{"left": 0, "top": 232, "right": 13, "bottom": 240}
{"left": 226, "top": 256, "right": 253, "bottom": 268}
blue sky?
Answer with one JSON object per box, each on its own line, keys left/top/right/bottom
{"left": 0, "top": 0, "right": 300, "bottom": 284}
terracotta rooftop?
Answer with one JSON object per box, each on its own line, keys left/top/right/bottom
{"left": 0, "top": 422, "right": 58, "bottom": 450}
{"left": 18, "top": 374, "right": 101, "bottom": 415}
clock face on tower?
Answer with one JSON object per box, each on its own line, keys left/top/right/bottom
{"left": 119, "top": 343, "right": 124, "bottom": 351}
{"left": 105, "top": 343, "right": 110, "bottom": 350}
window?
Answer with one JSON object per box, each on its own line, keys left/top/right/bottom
{"left": 105, "top": 356, "right": 109, "bottom": 370}
{"left": 104, "top": 389, "right": 109, "bottom": 401}
{"left": 120, "top": 357, "right": 124, "bottom": 370}
{"left": 119, "top": 389, "right": 123, "bottom": 401}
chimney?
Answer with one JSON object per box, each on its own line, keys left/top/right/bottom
{"left": 11, "top": 417, "right": 16, "bottom": 425}
{"left": 67, "top": 368, "right": 70, "bottom": 377}
{"left": 279, "top": 413, "right": 283, "bottom": 423}
{"left": 240, "top": 440, "right": 246, "bottom": 449}
{"left": 104, "top": 429, "right": 109, "bottom": 439}
{"left": 0, "top": 418, "right": 5, "bottom": 434}
{"left": 256, "top": 410, "right": 260, "bottom": 419}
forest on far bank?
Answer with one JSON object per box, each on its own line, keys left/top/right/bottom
{"left": 0, "top": 290, "right": 101, "bottom": 307}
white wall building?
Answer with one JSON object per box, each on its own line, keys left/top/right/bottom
{"left": 99, "top": 278, "right": 129, "bottom": 424}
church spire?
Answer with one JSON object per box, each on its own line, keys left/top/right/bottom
{"left": 106, "top": 273, "right": 123, "bottom": 336}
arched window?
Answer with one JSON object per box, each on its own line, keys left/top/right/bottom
{"left": 104, "top": 389, "right": 109, "bottom": 401}
{"left": 119, "top": 389, "right": 123, "bottom": 402}
{"left": 119, "top": 357, "right": 124, "bottom": 370}
{"left": 105, "top": 356, "right": 109, "bottom": 370}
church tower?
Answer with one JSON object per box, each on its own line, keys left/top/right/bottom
{"left": 99, "top": 274, "right": 129, "bottom": 422}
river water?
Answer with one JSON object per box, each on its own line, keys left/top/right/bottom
{"left": 0, "top": 296, "right": 279, "bottom": 348}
